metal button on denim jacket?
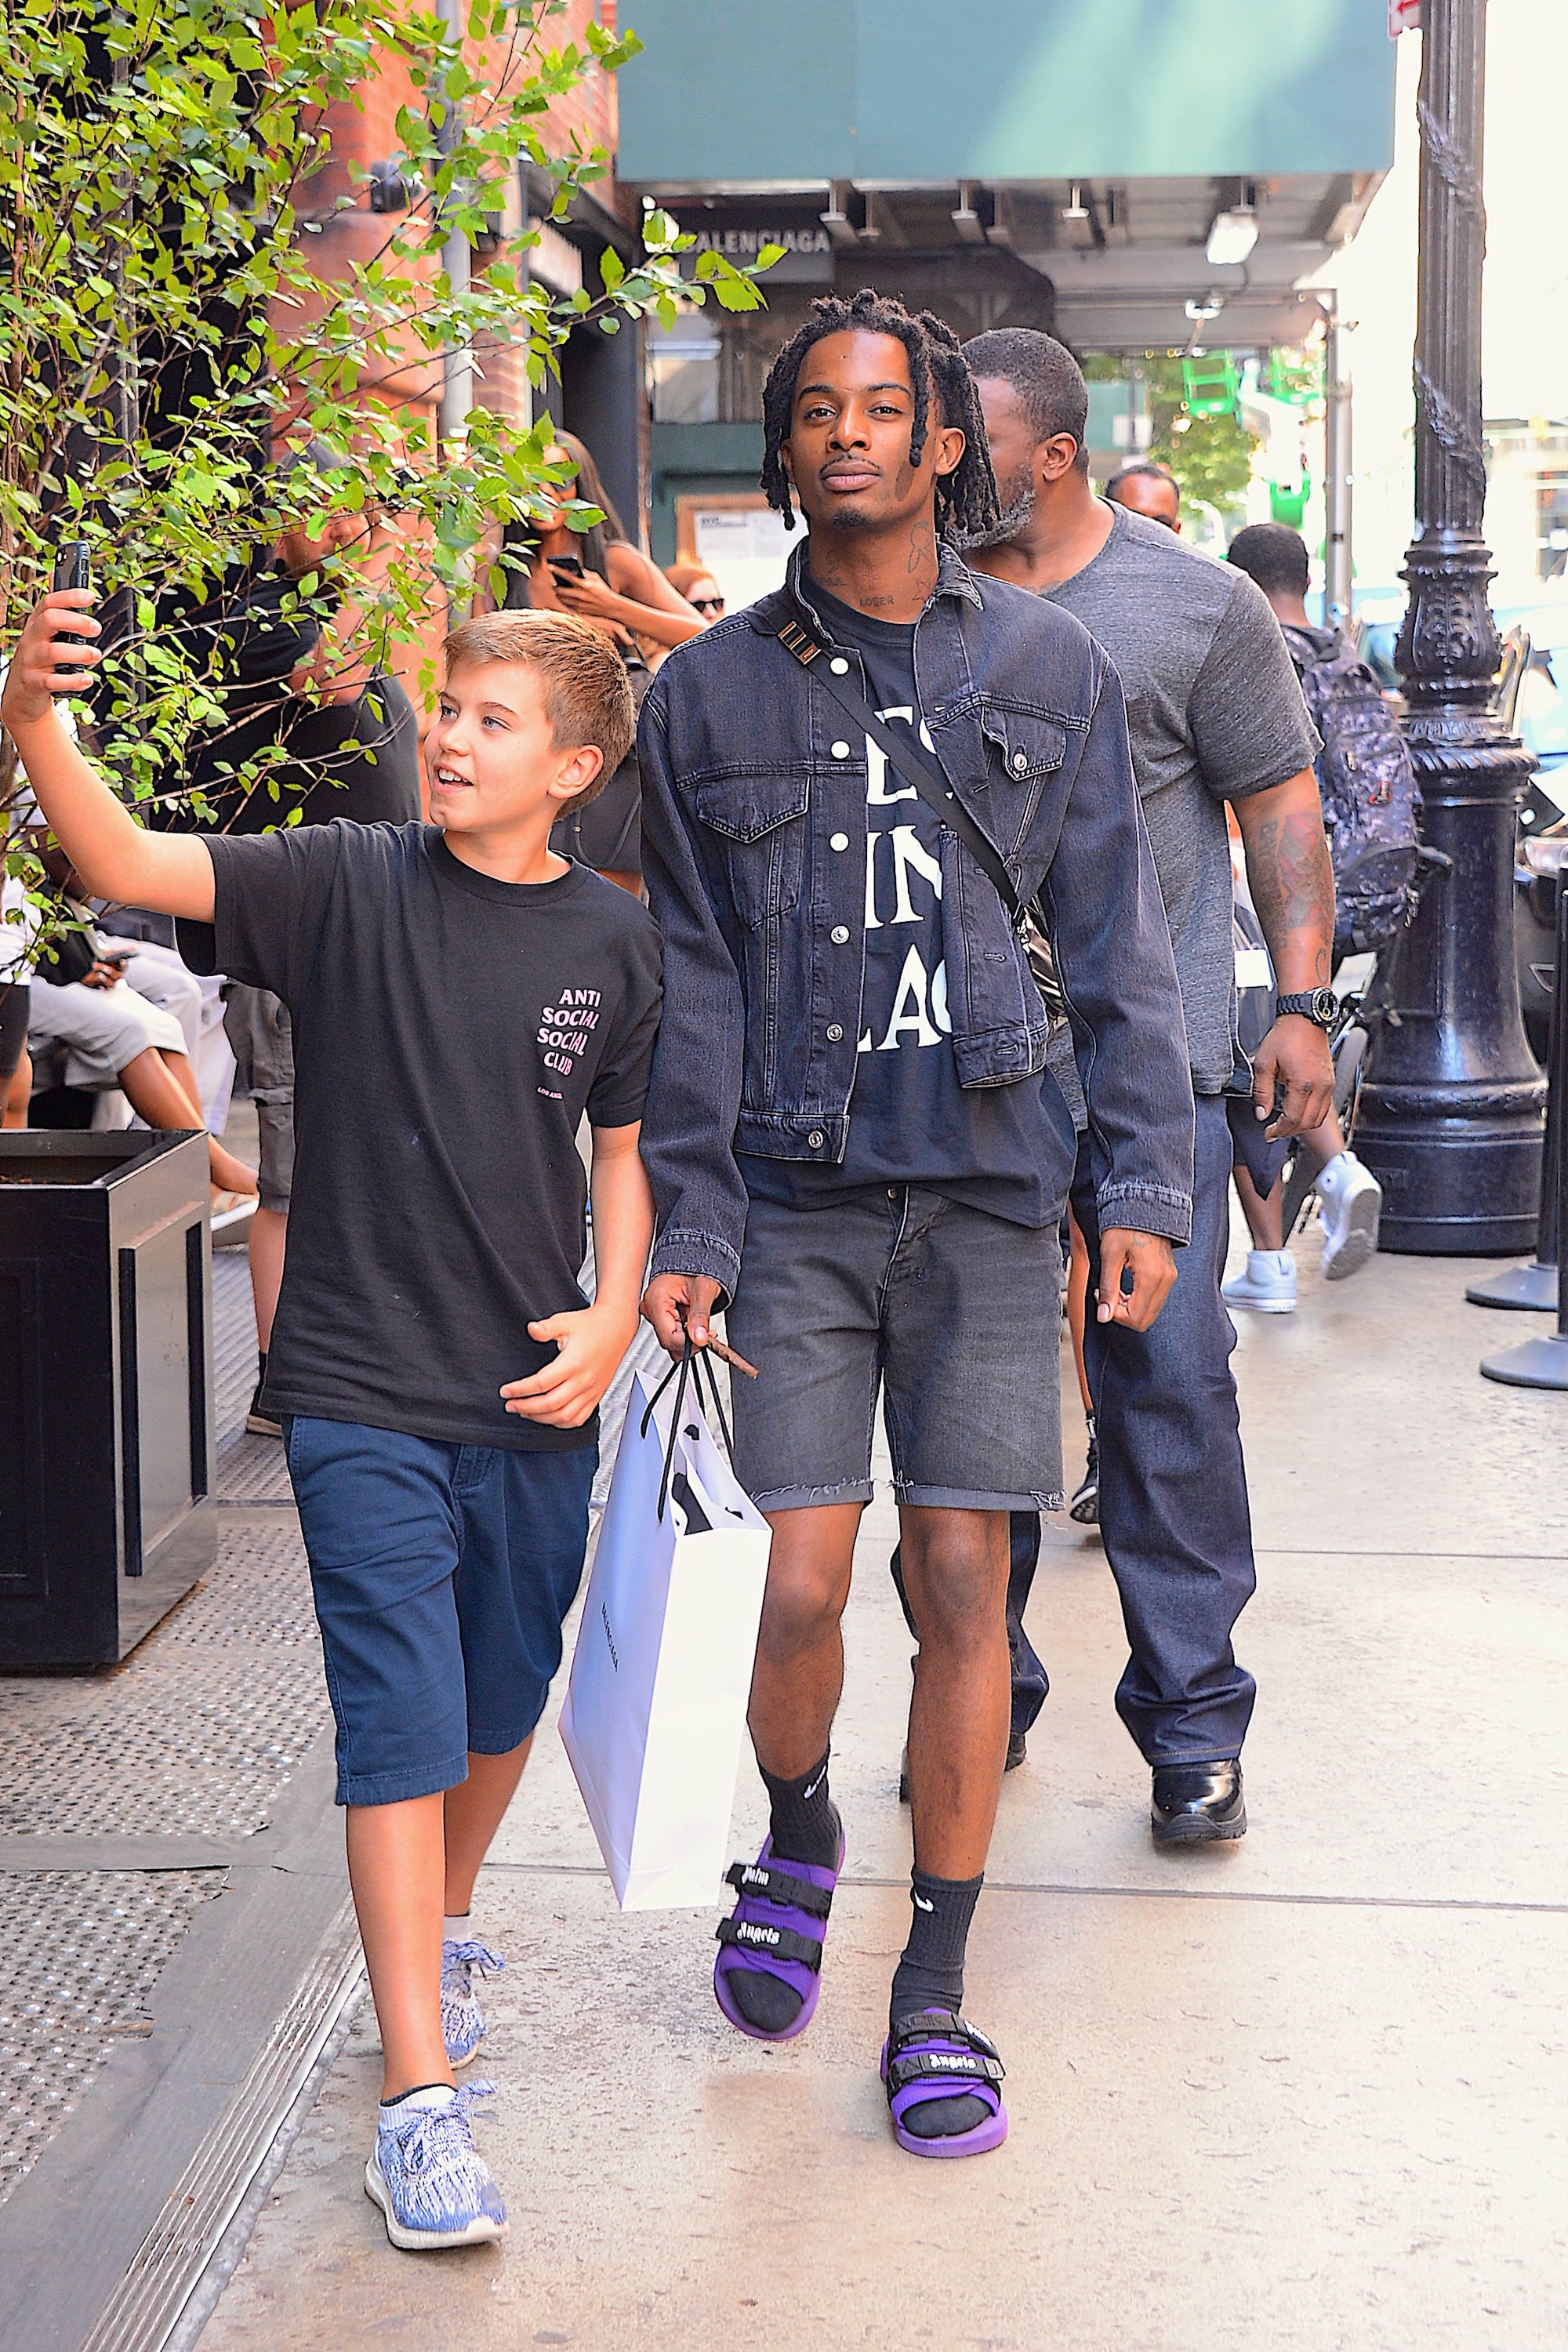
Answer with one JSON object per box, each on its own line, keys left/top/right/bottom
{"left": 640, "top": 540, "right": 1196, "bottom": 1295}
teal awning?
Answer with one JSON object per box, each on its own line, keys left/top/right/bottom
{"left": 619, "top": 0, "right": 1396, "bottom": 187}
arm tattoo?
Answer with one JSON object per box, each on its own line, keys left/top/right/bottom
{"left": 1247, "top": 810, "right": 1335, "bottom": 984}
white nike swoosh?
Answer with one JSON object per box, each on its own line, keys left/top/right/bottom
{"left": 803, "top": 1775, "right": 824, "bottom": 1799}
{"left": 912, "top": 1893, "right": 934, "bottom": 1911}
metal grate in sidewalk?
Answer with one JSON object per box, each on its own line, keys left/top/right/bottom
{"left": 78, "top": 1900, "right": 363, "bottom": 2352}
{"left": 0, "top": 1872, "right": 213, "bottom": 2208}
{"left": 0, "top": 1524, "right": 324, "bottom": 1840}
{"left": 0, "top": 1507, "right": 330, "bottom": 2216}
{"left": 216, "top": 1434, "right": 292, "bottom": 1506}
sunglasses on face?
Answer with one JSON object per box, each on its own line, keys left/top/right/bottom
{"left": 690, "top": 593, "right": 725, "bottom": 615}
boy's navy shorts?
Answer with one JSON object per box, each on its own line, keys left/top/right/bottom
{"left": 284, "top": 1415, "right": 595, "bottom": 1808}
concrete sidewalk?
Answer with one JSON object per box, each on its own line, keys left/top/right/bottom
{"left": 197, "top": 1225, "right": 1568, "bottom": 2352}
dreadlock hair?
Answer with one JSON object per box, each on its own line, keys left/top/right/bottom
{"left": 760, "top": 289, "right": 1000, "bottom": 542}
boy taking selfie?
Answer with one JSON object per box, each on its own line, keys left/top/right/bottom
{"left": 2, "top": 592, "right": 661, "bottom": 2251}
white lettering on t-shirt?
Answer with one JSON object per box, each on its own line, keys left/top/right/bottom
{"left": 878, "top": 943, "right": 942, "bottom": 1049}
{"left": 538, "top": 979, "right": 603, "bottom": 1076}
{"left": 885, "top": 826, "right": 942, "bottom": 924}
{"left": 866, "top": 722, "right": 920, "bottom": 807}
{"left": 858, "top": 707, "right": 948, "bottom": 1055}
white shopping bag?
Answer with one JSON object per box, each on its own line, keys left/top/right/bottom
{"left": 559, "top": 1355, "right": 771, "bottom": 1911}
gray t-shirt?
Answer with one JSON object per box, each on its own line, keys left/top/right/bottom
{"left": 1046, "top": 503, "right": 1319, "bottom": 1092}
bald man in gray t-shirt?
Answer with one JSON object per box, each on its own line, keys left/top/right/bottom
{"left": 1049, "top": 499, "right": 1319, "bottom": 1088}
{"left": 962, "top": 328, "right": 1335, "bottom": 1846}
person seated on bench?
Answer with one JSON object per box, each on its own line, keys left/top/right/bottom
{"left": 28, "top": 932, "right": 257, "bottom": 1207}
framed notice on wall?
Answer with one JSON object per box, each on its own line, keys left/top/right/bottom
{"left": 675, "top": 495, "right": 793, "bottom": 616}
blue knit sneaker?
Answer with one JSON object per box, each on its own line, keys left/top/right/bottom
{"left": 364, "top": 2082, "right": 507, "bottom": 2251}
{"left": 441, "top": 1938, "right": 503, "bottom": 2068}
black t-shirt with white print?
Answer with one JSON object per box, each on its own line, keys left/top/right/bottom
{"left": 196, "top": 822, "right": 662, "bottom": 1450}
{"left": 736, "top": 579, "right": 1069, "bottom": 1228}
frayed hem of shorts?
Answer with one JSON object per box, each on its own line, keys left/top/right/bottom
{"left": 750, "top": 1477, "right": 875, "bottom": 1512}
{"left": 893, "top": 1484, "right": 1065, "bottom": 1514}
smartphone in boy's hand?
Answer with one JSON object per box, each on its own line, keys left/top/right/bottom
{"left": 53, "top": 540, "right": 91, "bottom": 596}
{"left": 0, "top": 578, "right": 102, "bottom": 735}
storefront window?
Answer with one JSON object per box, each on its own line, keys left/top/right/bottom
{"left": 648, "top": 313, "right": 721, "bottom": 423}
{"left": 1537, "top": 466, "right": 1568, "bottom": 582}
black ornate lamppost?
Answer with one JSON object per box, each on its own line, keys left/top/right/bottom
{"left": 1354, "top": 0, "right": 1544, "bottom": 1253}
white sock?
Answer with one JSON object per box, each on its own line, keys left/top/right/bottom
{"left": 443, "top": 1913, "right": 471, "bottom": 1946}
{"left": 379, "top": 2082, "right": 453, "bottom": 2119}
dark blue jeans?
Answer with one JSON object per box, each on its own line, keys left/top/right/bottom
{"left": 1011, "top": 1093, "right": 1257, "bottom": 1766}
{"left": 891, "top": 1536, "right": 1051, "bottom": 1745}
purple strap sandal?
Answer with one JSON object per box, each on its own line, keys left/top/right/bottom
{"left": 880, "top": 2008, "right": 1009, "bottom": 2158}
{"left": 713, "top": 1834, "right": 844, "bottom": 2043}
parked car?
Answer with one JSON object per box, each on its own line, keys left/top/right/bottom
{"left": 1496, "top": 604, "right": 1568, "bottom": 1058}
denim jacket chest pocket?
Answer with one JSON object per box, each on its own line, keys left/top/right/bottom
{"left": 691, "top": 768, "right": 811, "bottom": 927}
{"left": 975, "top": 708, "right": 1069, "bottom": 855}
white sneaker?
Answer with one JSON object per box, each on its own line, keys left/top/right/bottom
{"left": 365, "top": 2082, "right": 506, "bottom": 2252}
{"left": 1316, "top": 1150, "right": 1381, "bottom": 1281}
{"left": 1223, "top": 1250, "right": 1297, "bottom": 1313}
{"left": 441, "top": 1937, "right": 503, "bottom": 2067}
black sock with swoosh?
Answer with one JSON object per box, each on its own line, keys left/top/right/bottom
{"left": 890, "top": 1868, "right": 988, "bottom": 2140}
{"left": 724, "top": 1753, "right": 840, "bottom": 2037}
{"left": 760, "top": 1750, "right": 838, "bottom": 1870}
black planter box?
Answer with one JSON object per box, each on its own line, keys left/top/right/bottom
{"left": 0, "top": 1131, "right": 217, "bottom": 1668}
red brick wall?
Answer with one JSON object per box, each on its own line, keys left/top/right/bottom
{"left": 545, "top": 0, "right": 624, "bottom": 221}
{"left": 277, "top": 0, "right": 629, "bottom": 445}
{"left": 308, "top": 2, "right": 622, "bottom": 215}
{"left": 271, "top": 4, "right": 634, "bottom": 702}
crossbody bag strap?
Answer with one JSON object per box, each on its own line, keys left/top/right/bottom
{"left": 772, "top": 615, "right": 1026, "bottom": 930}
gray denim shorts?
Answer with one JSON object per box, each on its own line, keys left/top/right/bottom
{"left": 223, "top": 983, "right": 295, "bottom": 1214}
{"left": 725, "top": 1185, "right": 1063, "bottom": 1515}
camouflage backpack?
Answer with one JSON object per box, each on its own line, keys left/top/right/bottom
{"left": 1283, "top": 624, "right": 1421, "bottom": 958}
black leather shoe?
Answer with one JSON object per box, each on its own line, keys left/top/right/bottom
{"left": 1150, "top": 1760, "right": 1246, "bottom": 1846}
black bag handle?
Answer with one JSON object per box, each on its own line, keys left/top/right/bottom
{"left": 639, "top": 1334, "right": 737, "bottom": 1522}
{"left": 772, "top": 614, "right": 1028, "bottom": 931}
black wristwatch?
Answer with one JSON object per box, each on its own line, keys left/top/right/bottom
{"left": 1276, "top": 988, "right": 1338, "bottom": 1029}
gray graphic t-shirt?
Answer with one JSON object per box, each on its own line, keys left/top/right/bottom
{"left": 1046, "top": 503, "right": 1319, "bottom": 1091}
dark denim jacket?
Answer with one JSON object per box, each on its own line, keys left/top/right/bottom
{"left": 639, "top": 541, "right": 1194, "bottom": 1293}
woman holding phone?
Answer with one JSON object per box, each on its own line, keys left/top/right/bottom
{"left": 487, "top": 433, "right": 705, "bottom": 897}
{"left": 506, "top": 431, "right": 706, "bottom": 659}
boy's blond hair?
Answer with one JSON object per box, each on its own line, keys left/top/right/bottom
{"left": 442, "top": 610, "right": 635, "bottom": 811}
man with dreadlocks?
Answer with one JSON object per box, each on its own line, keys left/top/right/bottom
{"left": 637, "top": 291, "right": 1195, "bottom": 2158}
